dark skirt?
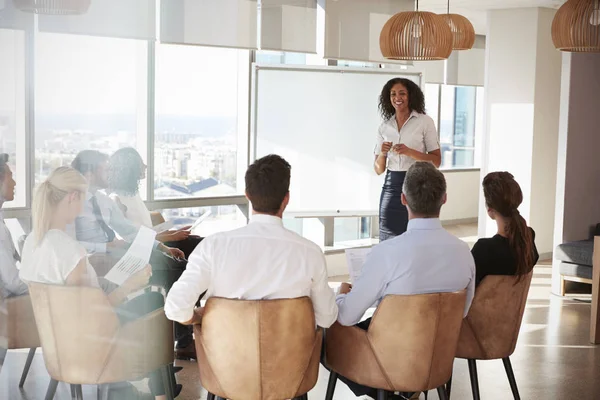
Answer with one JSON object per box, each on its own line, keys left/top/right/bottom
{"left": 379, "top": 170, "right": 408, "bottom": 242}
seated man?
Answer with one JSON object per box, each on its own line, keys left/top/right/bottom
{"left": 0, "top": 154, "right": 28, "bottom": 298}
{"left": 334, "top": 162, "right": 475, "bottom": 399}
{"left": 69, "top": 150, "right": 195, "bottom": 360}
{"left": 165, "top": 154, "right": 338, "bottom": 328}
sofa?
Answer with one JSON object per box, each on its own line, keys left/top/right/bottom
{"left": 555, "top": 224, "right": 600, "bottom": 296}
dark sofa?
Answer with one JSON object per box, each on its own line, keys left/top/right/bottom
{"left": 555, "top": 224, "right": 600, "bottom": 295}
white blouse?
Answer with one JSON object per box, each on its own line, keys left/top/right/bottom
{"left": 110, "top": 193, "right": 153, "bottom": 229}
{"left": 20, "top": 229, "right": 100, "bottom": 288}
{"left": 374, "top": 111, "right": 440, "bottom": 171}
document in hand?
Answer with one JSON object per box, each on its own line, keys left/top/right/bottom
{"left": 190, "top": 210, "right": 212, "bottom": 232}
{"left": 104, "top": 226, "right": 157, "bottom": 285}
{"left": 345, "top": 247, "right": 372, "bottom": 282}
{"left": 152, "top": 220, "right": 174, "bottom": 233}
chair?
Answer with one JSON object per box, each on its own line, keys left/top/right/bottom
{"left": 452, "top": 272, "right": 533, "bottom": 400}
{"left": 28, "top": 282, "right": 175, "bottom": 400}
{"left": 150, "top": 211, "right": 165, "bottom": 227}
{"left": 4, "top": 294, "right": 41, "bottom": 387}
{"left": 324, "top": 291, "right": 467, "bottom": 400}
{"left": 194, "top": 297, "right": 322, "bottom": 400}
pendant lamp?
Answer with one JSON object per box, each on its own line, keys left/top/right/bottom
{"left": 380, "top": 0, "right": 453, "bottom": 61}
{"left": 552, "top": 0, "right": 600, "bottom": 52}
{"left": 442, "top": 0, "right": 475, "bottom": 50}
{"left": 13, "top": 0, "right": 91, "bottom": 15}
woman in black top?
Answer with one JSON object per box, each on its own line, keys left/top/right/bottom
{"left": 471, "top": 172, "right": 539, "bottom": 285}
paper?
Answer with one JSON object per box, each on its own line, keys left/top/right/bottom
{"left": 152, "top": 220, "right": 174, "bottom": 233}
{"left": 104, "top": 226, "right": 156, "bottom": 285}
{"left": 190, "top": 210, "right": 212, "bottom": 232}
{"left": 345, "top": 247, "right": 372, "bottom": 282}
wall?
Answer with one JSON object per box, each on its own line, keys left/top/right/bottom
{"left": 552, "top": 53, "right": 600, "bottom": 293}
{"left": 441, "top": 169, "right": 480, "bottom": 223}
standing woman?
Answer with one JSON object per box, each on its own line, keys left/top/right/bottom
{"left": 374, "top": 78, "right": 441, "bottom": 241}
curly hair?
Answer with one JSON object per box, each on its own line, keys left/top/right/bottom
{"left": 108, "top": 147, "right": 144, "bottom": 196}
{"left": 378, "top": 78, "right": 426, "bottom": 121}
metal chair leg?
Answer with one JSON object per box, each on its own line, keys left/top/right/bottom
{"left": 97, "top": 384, "right": 109, "bottom": 400}
{"left": 503, "top": 357, "right": 521, "bottom": 400}
{"left": 325, "top": 371, "right": 338, "bottom": 400}
{"left": 71, "top": 384, "right": 76, "bottom": 399}
{"left": 376, "top": 389, "right": 389, "bottom": 400}
{"left": 206, "top": 393, "right": 215, "bottom": 400}
{"left": 437, "top": 385, "right": 449, "bottom": 400}
{"left": 45, "top": 379, "right": 59, "bottom": 400}
{"left": 467, "top": 359, "right": 481, "bottom": 400}
{"left": 446, "top": 374, "right": 453, "bottom": 399}
{"left": 71, "top": 384, "right": 83, "bottom": 400}
{"left": 19, "top": 347, "right": 36, "bottom": 387}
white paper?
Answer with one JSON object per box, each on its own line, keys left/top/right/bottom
{"left": 152, "top": 220, "right": 174, "bottom": 233}
{"left": 190, "top": 210, "right": 212, "bottom": 232}
{"left": 104, "top": 226, "right": 156, "bottom": 285}
{"left": 345, "top": 247, "right": 372, "bottom": 282}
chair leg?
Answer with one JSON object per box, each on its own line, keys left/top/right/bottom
{"left": 71, "top": 384, "right": 83, "bottom": 400}
{"left": 446, "top": 374, "right": 453, "bottom": 400}
{"left": 503, "top": 357, "right": 521, "bottom": 400}
{"left": 97, "top": 384, "right": 109, "bottom": 400}
{"left": 437, "top": 385, "right": 449, "bottom": 400}
{"left": 467, "top": 359, "right": 481, "bottom": 400}
{"left": 71, "top": 384, "right": 76, "bottom": 399}
{"left": 206, "top": 394, "right": 216, "bottom": 400}
{"left": 424, "top": 391, "right": 428, "bottom": 400}
{"left": 161, "top": 365, "right": 175, "bottom": 400}
{"left": 45, "top": 379, "right": 59, "bottom": 400}
{"left": 325, "top": 371, "right": 338, "bottom": 400}
{"left": 19, "top": 347, "right": 36, "bottom": 387}
{"left": 376, "top": 389, "right": 389, "bottom": 400}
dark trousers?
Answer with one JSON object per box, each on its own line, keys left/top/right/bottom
{"left": 115, "top": 292, "right": 173, "bottom": 396}
{"left": 379, "top": 170, "right": 408, "bottom": 242}
{"left": 164, "top": 235, "right": 203, "bottom": 260}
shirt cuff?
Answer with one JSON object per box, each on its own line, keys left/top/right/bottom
{"left": 165, "top": 305, "right": 194, "bottom": 324}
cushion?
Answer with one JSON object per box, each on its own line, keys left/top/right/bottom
{"left": 559, "top": 262, "right": 593, "bottom": 280}
{"left": 555, "top": 240, "right": 594, "bottom": 266}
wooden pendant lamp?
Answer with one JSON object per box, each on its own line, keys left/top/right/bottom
{"left": 552, "top": 0, "right": 600, "bottom": 52}
{"left": 13, "top": 0, "right": 91, "bottom": 15}
{"left": 380, "top": 0, "right": 453, "bottom": 61}
{"left": 442, "top": 0, "right": 475, "bottom": 50}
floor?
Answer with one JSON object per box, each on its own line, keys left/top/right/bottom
{"left": 3, "top": 223, "right": 600, "bottom": 399}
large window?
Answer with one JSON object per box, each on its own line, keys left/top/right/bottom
{"left": 154, "top": 45, "right": 249, "bottom": 200}
{"left": 34, "top": 33, "right": 148, "bottom": 191}
{"left": 0, "top": 29, "right": 26, "bottom": 208}
{"left": 426, "top": 83, "right": 484, "bottom": 169}
{"left": 157, "top": 205, "right": 247, "bottom": 238}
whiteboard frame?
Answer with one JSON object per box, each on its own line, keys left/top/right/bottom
{"left": 250, "top": 64, "right": 423, "bottom": 167}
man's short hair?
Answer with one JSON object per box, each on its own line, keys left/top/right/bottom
{"left": 0, "top": 153, "right": 8, "bottom": 180}
{"left": 71, "top": 150, "right": 109, "bottom": 175}
{"left": 402, "top": 162, "right": 447, "bottom": 217}
{"left": 245, "top": 154, "right": 291, "bottom": 214}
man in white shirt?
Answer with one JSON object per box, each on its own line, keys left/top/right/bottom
{"left": 165, "top": 154, "right": 338, "bottom": 328}
{"left": 333, "top": 161, "right": 475, "bottom": 399}
{"left": 0, "top": 154, "right": 28, "bottom": 299}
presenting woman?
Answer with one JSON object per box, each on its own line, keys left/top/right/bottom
{"left": 374, "top": 78, "right": 441, "bottom": 241}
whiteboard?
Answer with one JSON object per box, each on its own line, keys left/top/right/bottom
{"left": 252, "top": 65, "right": 421, "bottom": 213}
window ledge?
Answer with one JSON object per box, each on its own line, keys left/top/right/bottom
{"left": 439, "top": 167, "right": 480, "bottom": 173}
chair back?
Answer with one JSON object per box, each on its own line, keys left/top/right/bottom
{"left": 456, "top": 272, "right": 533, "bottom": 360}
{"left": 326, "top": 291, "right": 466, "bottom": 392}
{"left": 6, "top": 294, "right": 40, "bottom": 349}
{"left": 194, "top": 297, "right": 322, "bottom": 400}
{"left": 28, "top": 282, "right": 120, "bottom": 383}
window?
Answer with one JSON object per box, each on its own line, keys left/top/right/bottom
{"left": 156, "top": 205, "right": 247, "bottom": 237}
{"left": 425, "top": 83, "right": 484, "bottom": 169}
{"left": 154, "top": 45, "right": 249, "bottom": 200}
{"left": 34, "top": 33, "right": 148, "bottom": 193}
{"left": 0, "top": 29, "right": 26, "bottom": 207}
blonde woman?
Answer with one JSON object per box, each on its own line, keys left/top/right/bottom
{"left": 19, "top": 166, "right": 181, "bottom": 399}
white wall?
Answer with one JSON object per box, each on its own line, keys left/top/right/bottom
{"left": 441, "top": 170, "right": 480, "bottom": 222}
{"left": 479, "top": 8, "right": 561, "bottom": 255}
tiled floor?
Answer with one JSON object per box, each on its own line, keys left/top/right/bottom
{"left": 3, "top": 224, "right": 600, "bottom": 399}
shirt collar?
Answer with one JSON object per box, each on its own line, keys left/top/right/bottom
{"left": 407, "top": 218, "right": 443, "bottom": 231}
{"left": 250, "top": 214, "right": 283, "bottom": 226}
{"left": 386, "top": 110, "right": 421, "bottom": 127}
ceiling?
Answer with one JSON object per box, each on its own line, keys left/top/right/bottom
{"left": 416, "top": 0, "right": 568, "bottom": 34}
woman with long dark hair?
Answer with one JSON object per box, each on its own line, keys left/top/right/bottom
{"left": 471, "top": 172, "right": 539, "bottom": 285}
{"left": 108, "top": 147, "right": 202, "bottom": 259}
{"left": 374, "top": 78, "right": 441, "bottom": 241}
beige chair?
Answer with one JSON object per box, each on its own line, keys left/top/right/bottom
{"left": 194, "top": 297, "right": 323, "bottom": 400}
{"left": 324, "top": 291, "right": 467, "bottom": 400}
{"left": 4, "top": 294, "right": 41, "bottom": 387}
{"left": 150, "top": 211, "right": 166, "bottom": 227}
{"left": 28, "top": 282, "right": 175, "bottom": 400}
{"left": 452, "top": 272, "right": 533, "bottom": 400}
